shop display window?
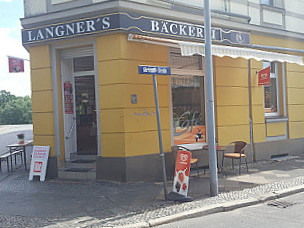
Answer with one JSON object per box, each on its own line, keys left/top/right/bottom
{"left": 169, "top": 50, "right": 205, "bottom": 145}
{"left": 263, "top": 61, "right": 280, "bottom": 116}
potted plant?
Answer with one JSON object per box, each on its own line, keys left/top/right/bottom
{"left": 17, "top": 133, "right": 25, "bottom": 144}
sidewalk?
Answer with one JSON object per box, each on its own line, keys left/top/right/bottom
{"left": 1, "top": 154, "right": 304, "bottom": 228}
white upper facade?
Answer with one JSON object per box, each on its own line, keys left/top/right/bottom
{"left": 23, "top": 0, "right": 304, "bottom": 35}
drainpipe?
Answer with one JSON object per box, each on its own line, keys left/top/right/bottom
{"left": 225, "top": 0, "right": 228, "bottom": 12}
{"left": 224, "top": 0, "right": 228, "bottom": 11}
{"left": 247, "top": 59, "right": 256, "bottom": 162}
{"left": 249, "top": 44, "right": 304, "bottom": 55}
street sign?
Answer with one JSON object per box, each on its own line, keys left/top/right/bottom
{"left": 138, "top": 65, "right": 171, "bottom": 75}
{"left": 138, "top": 64, "right": 171, "bottom": 200}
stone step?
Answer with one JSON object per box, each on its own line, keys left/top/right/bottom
{"left": 67, "top": 159, "right": 96, "bottom": 169}
{"left": 70, "top": 153, "right": 97, "bottom": 161}
{"left": 58, "top": 168, "right": 96, "bottom": 180}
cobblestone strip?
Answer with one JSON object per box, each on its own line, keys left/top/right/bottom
{"left": 1, "top": 176, "right": 304, "bottom": 228}
{"left": 94, "top": 176, "right": 304, "bottom": 227}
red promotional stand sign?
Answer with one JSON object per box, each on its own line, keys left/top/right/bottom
{"left": 258, "top": 66, "right": 271, "bottom": 86}
{"left": 173, "top": 150, "right": 192, "bottom": 196}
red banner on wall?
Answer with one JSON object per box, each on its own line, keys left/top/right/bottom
{"left": 173, "top": 150, "right": 192, "bottom": 196}
{"left": 8, "top": 57, "right": 24, "bottom": 73}
{"left": 258, "top": 66, "right": 270, "bottom": 86}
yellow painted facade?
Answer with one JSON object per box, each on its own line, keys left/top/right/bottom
{"left": 96, "top": 34, "right": 170, "bottom": 157}
{"left": 214, "top": 57, "right": 250, "bottom": 145}
{"left": 251, "top": 35, "right": 304, "bottom": 140}
{"left": 29, "top": 45, "right": 56, "bottom": 157}
{"left": 266, "top": 122, "right": 286, "bottom": 137}
{"left": 28, "top": 32, "right": 304, "bottom": 165}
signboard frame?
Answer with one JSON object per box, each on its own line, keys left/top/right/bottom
{"left": 29, "top": 146, "right": 50, "bottom": 181}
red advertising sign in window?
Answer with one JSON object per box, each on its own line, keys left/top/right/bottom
{"left": 64, "top": 82, "right": 74, "bottom": 114}
{"left": 258, "top": 66, "right": 270, "bottom": 86}
{"left": 173, "top": 150, "right": 191, "bottom": 196}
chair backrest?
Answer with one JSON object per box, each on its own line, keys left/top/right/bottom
{"left": 231, "top": 141, "right": 247, "bottom": 154}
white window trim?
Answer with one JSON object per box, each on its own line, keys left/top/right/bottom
{"left": 263, "top": 61, "right": 280, "bottom": 117}
{"left": 168, "top": 48, "right": 206, "bottom": 147}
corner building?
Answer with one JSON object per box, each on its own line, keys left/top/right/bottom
{"left": 21, "top": 0, "right": 304, "bottom": 182}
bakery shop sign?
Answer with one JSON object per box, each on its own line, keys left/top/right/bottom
{"left": 22, "top": 12, "right": 250, "bottom": 45}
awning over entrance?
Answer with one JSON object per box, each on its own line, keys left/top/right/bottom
{"left": 128, "top": 34, "right": 304, "bottom": 66}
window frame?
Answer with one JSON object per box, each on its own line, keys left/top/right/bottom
{"left": 168, "top": 48, "right": 206, "bottom": 148}
{"left": 263, "top": 61, "right": 280, "bottom": 117}
{"left": 260, "top": 0, "right": 284, "bottom": 9}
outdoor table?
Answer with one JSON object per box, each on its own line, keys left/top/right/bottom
{"left": 202, "top": 145, "right": 227, "bottom": 175}
{"left": 6, "top": 140, "right": 33, "bottom": 172}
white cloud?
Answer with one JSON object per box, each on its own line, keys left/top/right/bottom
{"left": 0, "top": 0, "right": 13, "bottom": 2}
{"left": 0, "top": 27, "right": 31, "bottom": 97}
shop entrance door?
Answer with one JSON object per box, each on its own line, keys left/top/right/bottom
{"left": 61, "top": 54, "right": 97, "bottom": 160}
{"left": 61, "top": 58, "right": 77, "bottom": 161}
{"left": 74, "top": 75, "right": 97, "bottom": 155}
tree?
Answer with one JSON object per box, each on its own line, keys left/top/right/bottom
{"left": 0, "top": 90, "right": 32, "bottom": 125}
{"left": 0, "top": 90, "right": 15, "bottom": 109}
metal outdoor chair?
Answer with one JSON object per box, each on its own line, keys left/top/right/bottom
{"left": 222, "top": 141, "right": 248, "bottom": 175}
{"left": 171, "top": 145, "right": 199, "bottom": 178}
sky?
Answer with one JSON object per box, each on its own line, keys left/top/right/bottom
{"left": 0, "top": 0, "right": 30, "bottom": 97}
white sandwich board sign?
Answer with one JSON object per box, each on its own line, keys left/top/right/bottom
{"left": 29, "top": 146, "right": 50, "bottom": 181}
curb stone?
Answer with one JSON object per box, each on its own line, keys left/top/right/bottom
{"left": 274, "top": 185, "right": 304, "bottom": 198}
{"left": 115, "top": 184, "right": 304, "bottom": 228}
{"left": 255, "top": 192, "right": 277, "bottom": 202}
{"left": 222, "top": 197, "right": 258, "bottom": 212}
{"left": 147, "top": 205, "right": 223, "bottom": 227}
{"left": 113, "top": 222, "right": 150, "bottom": 228}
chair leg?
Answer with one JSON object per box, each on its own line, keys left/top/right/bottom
{"left": 0, "top": 159, "right": 2, "bottom": 173}
{"left": 232, "top": 159, "right": 234, "bottom": 169}
{"left": 245, "top": 157, "right": 248, "bottom": 172}
{"left": 239, "top": 158, "right": 241, "bottom": 175}
{"left": 195, "top": 163, "right": 199, "bottom": 178}
{"left": 6, "top": 157, "right": 9, "bottom": 172}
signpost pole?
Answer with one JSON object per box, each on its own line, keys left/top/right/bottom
{"left": 204, "top": 0, "right": 218, "bottom": 197}
{"left": 152, "top": 74, "right": 168, "bottom": 201}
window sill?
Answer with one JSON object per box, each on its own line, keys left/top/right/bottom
{"left": 175, "top": 142, "right": 206, "bottom": 151}
{"left": 261, "top": 4, "right": 285, "bottom": 12}
{"left": 265, "top": 116, "right": 288, "bottom": 123}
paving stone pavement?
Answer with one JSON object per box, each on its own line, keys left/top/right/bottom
{"left": 1, "top": 155, "right": 304, "bottom": 227}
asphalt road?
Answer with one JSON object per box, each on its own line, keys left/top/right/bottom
{"left": 156, "top": 191, "right": 304, "bottom": 228}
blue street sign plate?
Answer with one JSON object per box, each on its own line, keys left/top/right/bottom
{"left": 138, "top": 65, "right": 171, "bottom": 75}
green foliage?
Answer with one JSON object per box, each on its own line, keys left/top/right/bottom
{"left": 0, "top": 90, "right": 32, "bottom": 125}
